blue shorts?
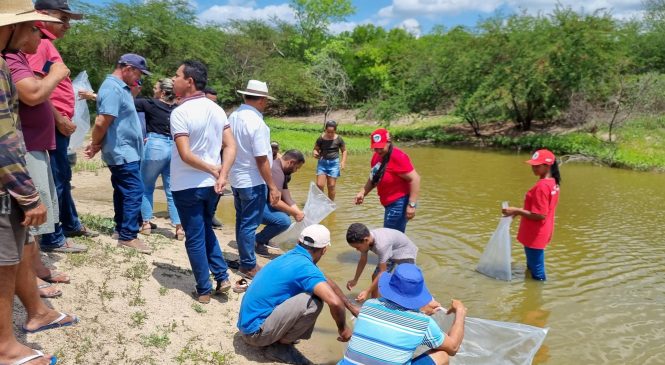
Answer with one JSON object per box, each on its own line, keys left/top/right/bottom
{"left": 412, "top": 352, "right": 437, "bottom": 365}
{"left": 316, "top": 158, "right": 340, "bottom": 178}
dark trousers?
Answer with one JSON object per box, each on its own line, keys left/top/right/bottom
{"left": 41, "top": 130, "right": 81, "bottom": 248}
{"left": 109, "top": 161, "right": 143, "bottom": 241}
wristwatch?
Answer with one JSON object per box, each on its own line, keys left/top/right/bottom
{"left": 408, "top": 201, "right": 418, "bottom": 208}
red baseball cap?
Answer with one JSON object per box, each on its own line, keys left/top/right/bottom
{"left": 370, "top": 128, "right": 391, "bottom": 149}
{"left": 525, "top": 149, "right": 556, "bottom": 166}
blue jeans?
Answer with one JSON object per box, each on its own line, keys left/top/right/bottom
{"left": 173, "top": 187, "right": 229, "bottom": 295}
{"left": 140, "top": 133, "right": 180, "bottom": 225}
{"left": 109, "top": 161, "right": 143, "bottom": 241}
{"left": 41, "top": 131, "right": 81, "bottom": 248}
{"left": 524, "top": 246, "right": 547, "bottom": 281}
{"left": 232, "top": 184, "right": 266, "bottom": 270}
{"left": 383, "top": 195, "right": 409, "bottom": 233}
{"left": 256, "top": 203, "right": 291, "bottom": 246}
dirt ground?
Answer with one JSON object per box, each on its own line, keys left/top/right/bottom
{"left": 12, "top": 163, "right": 331, "bottom": 365}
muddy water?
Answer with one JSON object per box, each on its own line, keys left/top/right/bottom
{"left": 214, "top": 146, "right": 665, "bottom": 365}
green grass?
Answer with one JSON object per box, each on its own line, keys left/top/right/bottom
{"left": 268, "top": 115, "right": 665, "bottom": 171}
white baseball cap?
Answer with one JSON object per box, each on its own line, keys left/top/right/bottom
{"left": 299, "top": 224, "right": 331, "bottom": 248}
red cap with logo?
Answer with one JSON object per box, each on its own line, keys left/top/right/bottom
{"left": 370, "top": 128, "right": 391, "bottom": 149}
{"left": 525, "top": 149, "right": 556, "bottom": 166}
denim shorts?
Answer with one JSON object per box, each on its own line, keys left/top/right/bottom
{"left": 316, "top": 158, "right": 340, "bottom": 178}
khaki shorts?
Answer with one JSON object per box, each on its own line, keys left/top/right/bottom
{"left": 0, "top": 193, "right": 27, "bottom": 266}
{"left": 25, "top": 150, "right": 58, "bottom": 237}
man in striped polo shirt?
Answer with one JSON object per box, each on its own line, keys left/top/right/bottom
{"left": 339, "top": 264, "right": 466, "bottom": 365}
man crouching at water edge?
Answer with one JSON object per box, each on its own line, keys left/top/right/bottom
{"left": 238, "top": 224, "right": 360, "bottom": 364}
{"left": 339, "top": 264, "right": 466, "bottom": 365}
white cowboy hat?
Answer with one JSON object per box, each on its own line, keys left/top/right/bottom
{"left": 237, "top": 79, "right": 276, "bottom": 100}
{"left": 0, "top": 0, "right": 62, "bottom": 27}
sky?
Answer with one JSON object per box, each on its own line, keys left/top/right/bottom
{"left": 86, "top": 0, "right": 647, "bottom": 36}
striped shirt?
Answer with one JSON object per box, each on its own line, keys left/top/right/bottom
{"left": 339, "top": 298, "right": 444, "bottom": 365}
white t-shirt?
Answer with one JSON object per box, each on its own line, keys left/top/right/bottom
{"left": 229, "top": 104, "right": 272, "bottom": 189}
{"left": 170, "top": 94, "right": 229, "bottom": 192}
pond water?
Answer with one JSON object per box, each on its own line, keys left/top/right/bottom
{"left": 216, "top": 146, "right": 665, "bottom": 365}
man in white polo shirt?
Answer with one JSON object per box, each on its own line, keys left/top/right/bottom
{"left": 170, "top": 60, "right": 237, "bottom": 303}
{"left": 229, "top": 80, "right": 280, "bottom": 280}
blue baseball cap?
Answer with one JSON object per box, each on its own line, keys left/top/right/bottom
{"left": 118, "top": 53, "right": 151, "bottom": 75}
{"left": 378, "top": 263, "right": 433, "bottom": 310}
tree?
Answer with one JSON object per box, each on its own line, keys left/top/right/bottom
{"left": 311, "top": 50, "right": 351, "bottom": 123}
{"left": 289, "top": 0, "right": 355, "bottom": 58}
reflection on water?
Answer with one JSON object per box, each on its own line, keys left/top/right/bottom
{"left": 215, "top": 146, "right": 665, "bottom": 365}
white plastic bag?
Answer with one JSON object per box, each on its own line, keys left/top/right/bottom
{"left": 476, "top": 202, "right": 513, "bottom": 281}
{"left": 272, "top": 182, "right": 336, "bottom": 244}
{"left": 69, "top": 71, "right": 92, "bottom": 151}
{"left": 417, "top": 310, "right": 548, "bottom": 365}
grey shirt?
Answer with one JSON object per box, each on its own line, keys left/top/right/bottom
{"left": 271, "top": 158, "right": 295, "bottom": 206}
{"left": 370, "top": 228, "right": 418, "bottom": 263}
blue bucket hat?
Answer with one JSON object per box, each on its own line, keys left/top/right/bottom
{"left": 378, "top": 263, "right": 433, "bottom": 310}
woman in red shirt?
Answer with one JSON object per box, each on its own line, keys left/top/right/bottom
{"left": 355, "top": 129, "right": 420, "bottom": 233}
{"left": 502, "top": 149, "right": 561, "bottom": 281}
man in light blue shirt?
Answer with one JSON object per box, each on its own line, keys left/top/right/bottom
{"left": 84, "top": 53, "right": 151, "bottom": 254}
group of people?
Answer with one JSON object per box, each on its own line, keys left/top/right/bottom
{"left": 0, "top": 0, "right": 562, "bottom": 364}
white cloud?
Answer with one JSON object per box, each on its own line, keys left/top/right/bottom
{"left": 198, "top": 2, "right": 295, "bottom": 25}
{"left": 380, "top": 0, "right": 644, "bottom": 17}
{"left": 398, "top": 18, "right": 421, "bottom": 37}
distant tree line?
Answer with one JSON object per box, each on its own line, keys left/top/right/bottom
{"left": 60, "top": 0, "right": 665, "bottom": 133}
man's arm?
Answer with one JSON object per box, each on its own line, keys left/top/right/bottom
{"left": 216, "top": 127, "right": 237, "bottom": 194}
{"left": 437, "top": 300, "right": 467, "bottom": 356}
{"left": 271, "top": 189, "right": 303, "bottom": 221}
{"left": 50, "top": 102, "right": 76, "bottom": 137}
{"left": 13, "top": 63, "right": 69, "bottom": 106}
{"left": 398, "top": 170, "right": 420, "bottom": 220}
{"left": 326, "top": 277, "right": 361, "bottom": 317}
{"left": 173, "top": 135, "right": 220, "bottom": 178}
{"left": 256, "top": 155, "right": 280, "bottom": 205}
{"left": 312, "top": 281, "right": 354, "bottom": 342}
{"left": 83, "top": 114, "right": 114, "bottom": 159}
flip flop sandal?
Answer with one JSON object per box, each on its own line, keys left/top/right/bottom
{"left": 38, "top": 283, "right": 62, "bottom": 299}
{"left": 11, "top": 349, "right": 57, "bottom": 365}
{"left": 215, "top": 280, "right": 232, "bottom": 294}
{"left": 22, "top": 312, "right": 79, "bottom": 334}
{"left": 39, "top": 270, "right": 70, "bottom": 284}
{"left": 233, "top": 278, "right": 249, "bottom": 293}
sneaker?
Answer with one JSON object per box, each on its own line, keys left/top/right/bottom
{"left": 42, "top": 239, "right": 88, "bottom": 253}
{"left": 255, "top": 243, "right": 272, "bottom": 258}
{"left": 64, "top": 225, "right": 99, "bottom": 238}
{"left": 118, "top": 238, "right": 152, "bottom": 255}
{"left": 263, "top": 343, "right": 313, "bottom": 365}
{"left": 238, "top": 264, "right": 262, "bottom": 280}
{"left": 212, "top": 217, "right": 223, "bottom": 230}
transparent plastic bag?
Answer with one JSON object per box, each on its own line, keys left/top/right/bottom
{"left": 417, "top": 310, "right": 548, "bottom": 365}
{"left": 476, "top": 202, "right": 513, "bottom": 281}
{"left": 272, "top": 182, "right": 337, "bottom": 244}
{"left": 69, "top": 71, "right": 92, "bottom": 152}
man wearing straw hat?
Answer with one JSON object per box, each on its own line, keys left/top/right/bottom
{"left": 339, "top": 264, "right": 467, "bottom": 365}
{"left": 1, "top": 2, "right": 80, "bottom": 364}
{"left": 229, "top": 79, "right": 281, "bottom": 279}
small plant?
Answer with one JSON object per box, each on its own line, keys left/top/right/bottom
{"left": 129, "top": 311, "right": 148, "bottom": 328}
{"left": 123, "top": 260, "right": 150, "bottom": 281}
{"left": 141, "top": 331, "right": 170, "bottom": 349}
{"left": 158, "top": 286, "right": 169, "bottom": 296}
{"left": 191, "top": 303, "right": 207, "bottom": 314}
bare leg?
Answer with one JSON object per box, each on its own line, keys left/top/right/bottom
{"left": 316, "top": 174, "right": 326, "bottom": 195}
{"left": 15, "top": 246, "right": 76, "bottom": 332}
{"left": 326, "top": 176, "right": 337, "bottom": 201}
{"left": 421, "top": 349, "right": 450, "bottom": 365}
{"left": 0, "top": 264, "right": 54, "bottom": 365}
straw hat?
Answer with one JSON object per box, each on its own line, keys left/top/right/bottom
{"left": 0, "top": 0, "right": 62, "bottom": 27}
{"left": 237, "top": 79, "right": 276, "bottom": 100}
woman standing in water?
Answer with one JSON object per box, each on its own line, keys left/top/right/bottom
{"left": 355, "top": 128, "right": 420, "bottom": 233}
{"left": 313, "top": 120, "right": 347, "bottom": 201}
{"left": 503, "top": 149, "right": 561, "bottom": 281}
{"left": 135, "top": 79, "right": 183, "bottom": 240}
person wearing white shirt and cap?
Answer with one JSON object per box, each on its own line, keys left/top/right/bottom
{"left": 229, "top": 80, "right": 281, "bottom": 280}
